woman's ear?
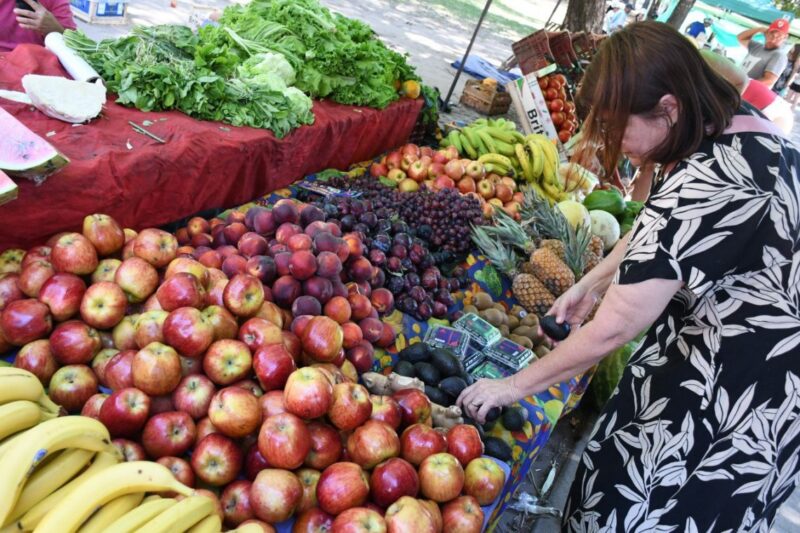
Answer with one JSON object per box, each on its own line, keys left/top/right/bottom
{"left": 659, "top": 94, "right": 679, "bottom": 126}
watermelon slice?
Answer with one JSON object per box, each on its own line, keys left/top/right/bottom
{"left": 0, "top": 170, "right": 18, "bottom": 206}
{"left": 0, "top": 106, "right": 69, "bottom": 182}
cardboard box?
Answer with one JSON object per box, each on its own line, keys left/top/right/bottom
{"left": 70, "top": 0, "right": 129, "bottom": 24}
{"left": 506, "top": 75, "right": 568, "bottom": 163}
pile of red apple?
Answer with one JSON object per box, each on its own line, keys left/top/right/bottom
{"left": 0, "top": 209, "right": 507, "bottom": 531}
{"left": 538, "top": 73, "right": 578, "bottom": 144}
{"left": 369, "top": 143, "right": 524, "bottom": 220}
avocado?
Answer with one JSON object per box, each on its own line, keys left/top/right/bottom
{"left": 394, "top": 360, "right": 416, "bottom": 378}
{"left": 482, "top": 418, "right": 497, "bottom": 432}
{"left": 430, "top": 348, "right": 463, "bottom": 378}
{"left": 399, "top": 342, "right": 430, "bottom": 364}
{"left": 486, "top": 406, "right": 501, "bottom": 422}
{"left": 439, "top": 376, "right": 468, "bottom": 401}
{"left": 425, "top": 385, "right": 452, "bottom": 407}
{"left": 540, "top": 315, "right": 570, "bottom": 341}
{"left": 414, "top": 362, "right": 441, "bottom": 386}
{"left": 501, "top": 406, "right": 526, "bottom": 432}
{"left": 484, "top": 437, "right": 512, "bottom": 462}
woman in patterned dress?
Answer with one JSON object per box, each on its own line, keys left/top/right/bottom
{"left": 458, "top": 21, "right": 800, "bottom": 531}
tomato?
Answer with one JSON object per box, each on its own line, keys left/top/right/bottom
{"left": 565, "top": 101, "right": 576, "bottom": 113}
{"left": 548, "top": 78, "right": 562, "bottom": 91}
{"left": 553, "top": 74, "right": 568, "bottom": 86}
{"left": 538, "top": 78, "right": 549, "bottom": 91}
{"left": 548, "top": 99, "right": 565, "bottom": 112}
{"left": 558, "top": 130, "right": 571, "bottom": 143}
{"left": 544, "top": 88, "right": 559, "bottom": 100}
{"left": 550, "top": 111, "right": 566, "bottom": 126}
{"left": 562, "top": 120, "right": 576, "bottom": 133}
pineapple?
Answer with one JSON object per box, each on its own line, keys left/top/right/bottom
{"left": 583, "top": 252, "right": 602, "bottom": 274}
{"left": 472, "top": 226, "right": 555, "bottom": 316}
{"left": 539, "top": 239, "right": 565, "bottom": 260}
{"left": 529, "top": 247, "right": 575, "bottom": 297}
{"left": 481, "top": 209, "right": 535, "bottom": 256}
{"left": 588, "top": 235, "right": 604, "bottom": 258}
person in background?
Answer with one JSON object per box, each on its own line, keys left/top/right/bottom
{"left": 773, "top": 43, "right": 800, "bottom": 96}
{"left": 787, "top": 65, "right": 800, "bottom": 110}
{"left": 685, "top": 17, "right": 713, "bottom": 46}
{"left": 702, "top": 49, "right": 793, "bottom": 133}
{"left": 737, "top": 18, "right": 790, "bottom": 88}
{"left": 602, "top": 3, "right": 621, "bottom": 34}
{"left": 607, "top": 3, "right": 633, "bottom": 33}
{"left": 0, "top": 0, "right": 76, "bottom": 52}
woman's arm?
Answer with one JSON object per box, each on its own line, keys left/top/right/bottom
{"left": 458, "top": 277, "right": 683, "bottom": 422}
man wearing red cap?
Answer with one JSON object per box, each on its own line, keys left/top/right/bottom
{"left": 737, "top": 18, "right": 790, "bottom": 88}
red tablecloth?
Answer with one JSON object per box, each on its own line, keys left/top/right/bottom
{"left": 0, "top": 45, "right": 422, "bottom": 250}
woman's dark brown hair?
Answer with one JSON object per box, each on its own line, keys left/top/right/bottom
{"left": 576, "top": 21, "right": 741, "bottom": 176}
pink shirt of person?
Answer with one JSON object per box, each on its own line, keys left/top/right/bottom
{"left": 0, "top": 0, "right": 76, "bottom": 52}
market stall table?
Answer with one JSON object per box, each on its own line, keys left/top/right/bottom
{"left": 0, "top": 45, "right": 423, "bottom": 250}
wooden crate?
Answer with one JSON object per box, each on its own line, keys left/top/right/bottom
{"left": 70, "top": 0, "right": 128, "bottom": 24}
{"left": 459, "top": 80, "right": 511, "bottom": 116}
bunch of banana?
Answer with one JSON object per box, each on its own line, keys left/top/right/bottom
{"left": 441, "top": 118, "right": 526, "bottom": 175}
{"left": 0, "top": 367, "right": 61, "bottom": 449}
{"left": 514, "top": 133, "right": 570, "bottom": 203}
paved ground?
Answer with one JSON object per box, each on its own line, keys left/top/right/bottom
{"left": 77, "top": 1, "right": 800, "bottom": 530}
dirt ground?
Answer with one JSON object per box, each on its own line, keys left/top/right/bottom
{"left": 76, "top": 1, "right": 800, "bottom": 530}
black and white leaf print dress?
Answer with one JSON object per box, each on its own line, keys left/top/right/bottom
{"left": 565, "top": 116, "right": 800, "bottom": 532}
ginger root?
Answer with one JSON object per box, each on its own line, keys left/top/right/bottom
{"left": 362, "top": 372, "right": 424, "bottom": 395}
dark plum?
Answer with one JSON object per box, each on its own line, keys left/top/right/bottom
{"left": 340, "top": 214, "right": 356, "bottom": 231}
{"left": 386, "top": 276, "right": 405, "bottom": 294}
{"left": 386, "top": 257, "right": 402, "bottom": 273}
{"left": 417, "top": 302, "right": 433, "bottom": 321}
{"left": 409, "top": 286, "right": 427, "bottom": 303}
{"left": 299, "top": 205, "right": 325, "bottom": 227}
{"left": 436, "top": 289, "right": 455, "bottom": 307}
{"left": 303, "top": 276, "right": 333, "bottom": 304}
{"left": 313, "top": 232, "right": 342, "bottom": 255}
{"left": 392, "top": 221, "right": 409, "bottom": 235}
{"left": 369, "top": 249, "right": 387, "bottom": 267}
{"left": 316, "top": 251, "right": 343, "bottom": 279}
{"left": 370, "top": 267, "right": 385, "bottom": 288}
{"left": 392, "top": 233, "right": 412, "bottom": 248}
{"left": 274, "top": 252, "right": 292, "bottom": 277}
{"left": 359, "top": 212, "right": 378, "bottom": 228}
{"left": 288, "top": 250, "right": 317, "bottom": 280}
{"left": 272, "top": 275, "right": 302, "bottom": 308}
{"left": 390, "top": 244, "right": 407, "bottom": 260}
{"left": 292, "top": 295, "right": 322, "bottom": 317}
{"left": 400, "top": 296, "right": 418, "bottom": 315}
{"left": 272, "top": 200, "right": 299, "bottom": 225}
{"left": 348, "top": 256, "right": 373, "bottom": 283}
{"left": 403, "top": 273, "right": 421, "bottom": 291}
{"left": 372, "top": 234, "right": 392, "bottom": 253}
{"left": 432, "top": 301, "right": 448, "bottom": 318}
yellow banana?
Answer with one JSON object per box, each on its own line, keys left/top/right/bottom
{"left": 483, "top": 162, "right": 511, "bottom": 177}
{"left": 534, "top": 135, "right": 559, "bottom": 176}
{"left": 0, "top": 416, "right": 113, "bottom": 524}
{"left": 514, "top": 143, "right": 534, "bottom": 182}
{"left": 37, "top": 395, "right": 61, "bottom": 417}
{"left": 78, "top": 492, "right": 145, "bottom": 533}
{"left": 15, "top": 452, "right": 120, "bottom": 532}
{"left": 7, "top": 448, "right": 95, "bottom": 523}
{"left": 478, "top": 153, "right": 513, "bottom": 168}
{"left": 476, "top": 129, "right": 497, "bottom": 154}
{"left": 0, "top": 370, "right": 45, "bottom": 405}
{"left": 105, "top": 498, "right": 177, "bottom": 533}
{"left": 0, "top": 401, "right": 42, "bottom": 441}
{"left": 186, "top": 513, "right": 222, "bottom": 533}
{"left": 137, "top": 494, "right": 216, "bottom": 533}
{"left": 526, "top": 139, "right": 544, "bottom": 179}
{"left": 34, "top": 461, "right": 192, "bottom": 533}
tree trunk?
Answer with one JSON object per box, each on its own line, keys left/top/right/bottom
{"left": 647, "top": 0, "right": 662, "bottom": 19}
{"left": 666, "top": 0, "right": 696, "bottom": 29}
{"left": 563, "top": 0, "right": 606, "bottom": 34}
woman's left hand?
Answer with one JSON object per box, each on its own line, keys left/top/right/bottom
{"left": 457, "top": 377, "right": 519, "bottom": 424}
{"left": 14, "top": 0, "right": 64, "bottom": 35}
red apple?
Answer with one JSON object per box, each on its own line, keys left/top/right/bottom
{"left": 0, "top": 273, "right": 23, "bottom": 311}
{"left": 172, "top": 374, "right": 216, "bottom": 419}
{"left": 1, "top": 298, "right": 52, "bottom": 345}
{"left": 79, "top": 282, "right": 127, "bottom": 330}
{"left": 82, "top": 213, "right": 124, "bottom": 256}
{"left": 407, "top": 160, "right": 429, "bottom": 182}
{"left": 464, "top": 457, "right": 505, "bottom": 506}
{"left": 21, "top": 246, "right": 50, "bottom": 268}
{"left": 99, "top": 386, "right": 151, "bottom": 437}
{"left": 51, "top": 232, "right": 98, "bottom": 275}
{"left": 47, "top": 364, "right": 98, "bottom": 413}
{"left": 37, "top": 273, "right": 85, "bottom": 321}
{"left": 258, "top": 412, "right": 311, "bottom": 470}
{"left": 296, "top": 468, "right": 321, "bottom": 514}
{"left": 191, "top": 433, "right": 242, "bottom": 486}
{"left": 80, "top": 392, "right": 108, "bottom": 419}
{"left": 165, "top": 257, "right": 208, "bottom": 286}
{"left": 332, "top": 507, "right": 387, "bottom": 533}
{"left": 251, "top": 468, "right": 302, "bottom": 524}
{"left": 370, "top": 457, "right": 419, "bottom": 508}
{"left": 253, "top": 343, "right": 296, "bottom": 391}
{"left": 133, "top": 228, "right": 178, "bottom": 268}
{"left": 91, "top": 347, "right": 119, "bottom": 385}
{"left": 300, "top": 316, "right": 343, "bottom": 364}
{"left": 162, "top": 307, "right": 214, "bottom": 358}
{"left": 149, "top": 394, "right": 174, "bottom": 415}
{"left": 304, "top": 421, "right": 342, "bottom": 470}
{"left": 244, "top": 443, "right": 270, "bottom": 481}
{"left": 370, "top": 162, "right": 389, "bottom": 177}
{"left": 156, "top": 272, "right": 205, "bottom": 311}
{"left": 111, "top": 315, "right": 138, "bottom": 351}
{"left": 283, "top": 367, "right": 333, "bottom": 420}
{"left": 187, "top": 217, "right": 210, "bottom": 237}
{"left": 202, "top": 339, "right": 252, "bottom": 385}
{"left": 400, "top": 424, "right": 447, "bottom": 466}
{"left": 224, "top": 274, "right": 265, "bottom": 318}
{"left": 446, "top": 425, "right": 484, "bottom": 467}
{"left": 385, "top": 497, "right": 435, "bottom": 533}
{"left": 208, "top": 386, "right": 261, "bottom": 439}
{"left": 346, "top": 419, "right": 400, "bottom": 469}
{"left": 442, "top": 496, "right": 484, "bottom": 533}
{"left": 345, "top": 342, "right": 374, "bottom": 374}
{"left": 221, "top": 479, "right": 254, "bottom": 527}
{"left": 156, "top": 456, "right": 195, "bottom": 487}
{"left": 392, "top": 389, "right": 431, "bottom": 428}
{"left": 18, "top": 260, "right": 55, "bottom": 298}
{"left": 238, "top": 317, "right": 283, "bottom": 352}
{"left": 259, "top": 390, "right": 287, "bottom": 421}
{"left": 112, "top": 438, "right": 147, "bottom": 462}
{"left": 418, "top": 452, "right": 464, "bottom": 502}
{"left": 317, "top": 462, "right": 370, "bottom": 516}
{"left": 328, "top": 382, "right": 372, "bottom": 431}
{"left": 50, "top": 320, "right": 101, "bottom": 365}
{"left": 134, "top": 309, "right": 168, "bottom": 348}
{"left": 202, "top": 305, "right": 238, "bottom": 340}
{"left": 14, "top": 339, "right": 58, "bottom": 385}
{"left": 293, "top": 509, "right": 334, "bottom": 533}
{"left": 105, "top": 349, "right": 136, "bottom": 391}
{"left": 196, "top": 416, "right": 219, "bottom": 442}
{"left": 141, "top": 410, "right": 197, "bottom": 458}
{"left": 132, "top": 342, "right": 182, "bottom": 396}
{"left": 114, "top": 257, "right": 159, "bottom": 303}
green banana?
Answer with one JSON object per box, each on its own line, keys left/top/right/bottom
{"left": 448, "top": 130, "right": 463, "bottom": 154}
{"left": 459, "top": 133, "right": 478, "bottom": 159}
{"left": 492, "top": 140, "right": 516, "bottom": 158}
{"left": 483, "top": 162, "right": 511, "bottom": 176}
{"left": 485, "top": 127, "right": 517, "bottom": 145}
{"left": 476, "top": 129, "right": 498, "bottom": 154}
{"left": 462, "top": 127, "right": 483, "bottom": 155}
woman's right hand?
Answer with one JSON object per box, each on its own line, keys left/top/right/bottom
{"left": 542, "top": 282, "right": 599, "bottom": 336}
